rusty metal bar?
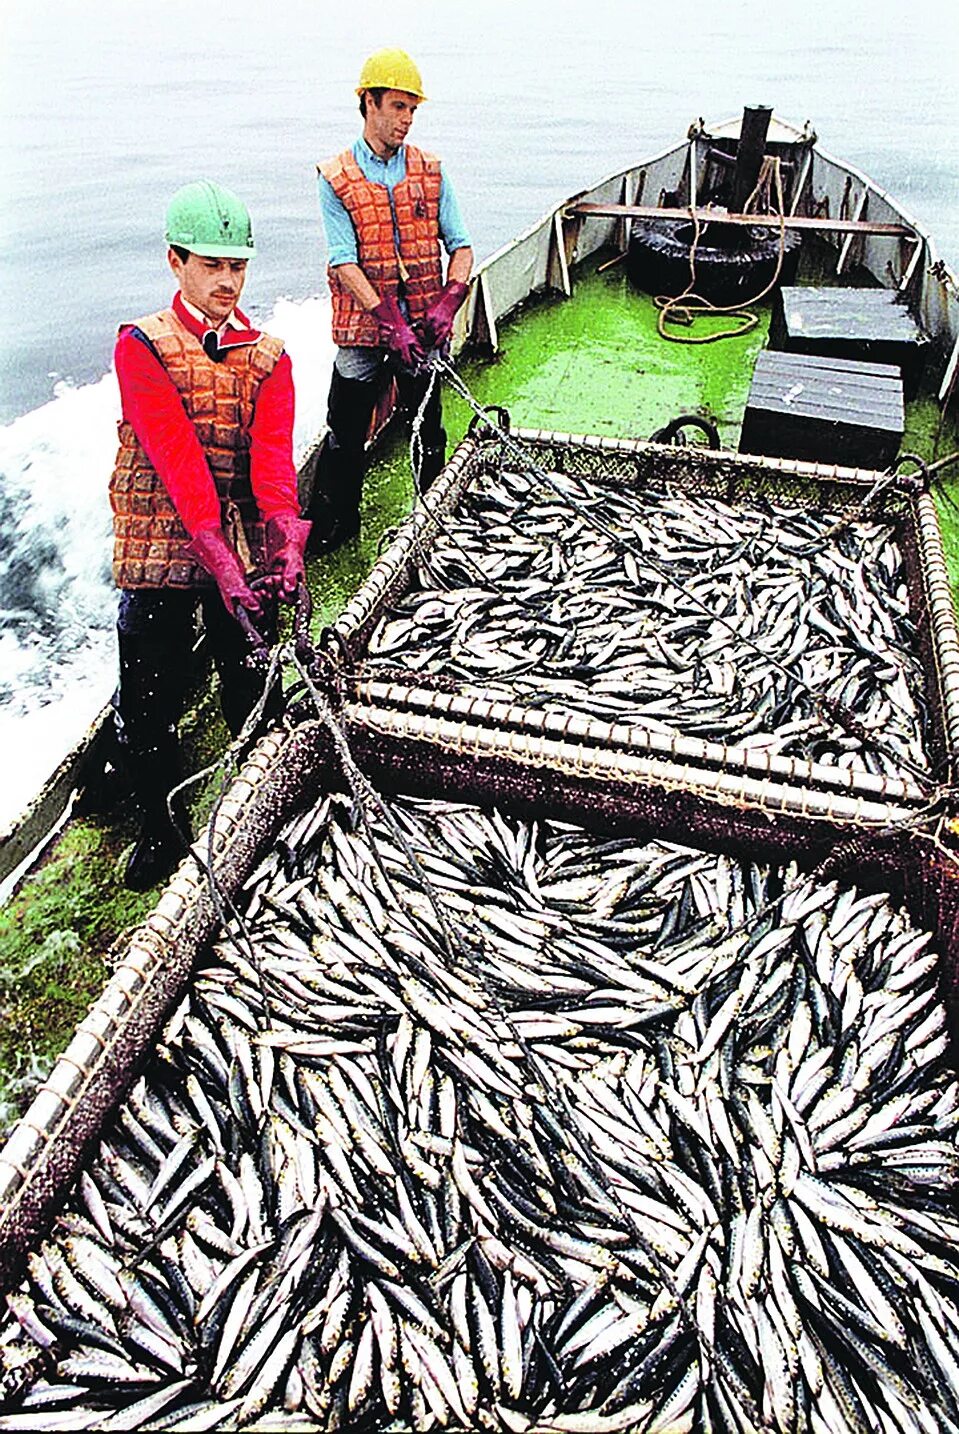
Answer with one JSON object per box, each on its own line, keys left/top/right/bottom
{"left": 729, "top": 105, "right": 773, "bottom": 214}
{"left": 566, "top": 202, "right": 915, "bottom": 237}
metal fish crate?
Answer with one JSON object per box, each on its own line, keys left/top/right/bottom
{"left": 326, "top": 425, "right": 959, "bottom": 865}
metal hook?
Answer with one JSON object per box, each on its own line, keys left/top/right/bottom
{"left": 649, "top": 413, "right": 722, "bottom": 449}
{"left": 293, "top": 576, "right": 314, "bottom": 663}
{"left": 889, "top": 452, "right": 931, "bottom": 492}
{"left": 467, "top": 404, "right": 511, "bottom": 438}
{"left": 232, "top": 601, "right": 271, "bottom": 672}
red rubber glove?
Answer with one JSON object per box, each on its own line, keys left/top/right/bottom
{"left": 420, "top": 280, "right": 468, "bottom": 350}
{"left": 185, "top": 527, "right": 261, "bottom": 615}
{"left": 265, "top": 513, "right": 312, "bottom": 601}
{"left": 372, "top": 293, "right": 426, "bottom": 371}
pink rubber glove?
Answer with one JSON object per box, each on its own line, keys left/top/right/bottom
{"left": 372, "top": 293, "right": 426, "bottom": 371}
{"left": 185, "top": 527, "right": 261, "bottom": 615}
{"left": 265, "top": 513, "right": 312, "bottom": 601}
{"left": 420, "top": 280, "right": 468, "bottom": 349}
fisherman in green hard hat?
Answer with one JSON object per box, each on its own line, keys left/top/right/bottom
{"left": 108, "top": 179, "right": 310, "bottom": 891}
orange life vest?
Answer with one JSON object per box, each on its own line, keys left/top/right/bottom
{"left": 110, "top": 310, "right": 283, "bottom": 589}
{"left": 318, "top": 144, "right": 444, "bottom": 347}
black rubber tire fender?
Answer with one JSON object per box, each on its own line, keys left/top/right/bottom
{"left": 627, "top": 219, "right": 801, "bottom": 305}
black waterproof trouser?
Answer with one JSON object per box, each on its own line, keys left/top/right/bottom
{"left": 306, "top": 359, "right": 447, "bottom": 548}
{"left": 114, "top": 587, "right": 278, "bottom": 821}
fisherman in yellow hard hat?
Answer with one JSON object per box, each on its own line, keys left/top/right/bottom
{"left": 308, "top": 48, "right": 473, "bottom": 550}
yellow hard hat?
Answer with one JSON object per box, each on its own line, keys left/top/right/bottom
{"left": 356, "top": 48, "right": 427, "bottom": 100}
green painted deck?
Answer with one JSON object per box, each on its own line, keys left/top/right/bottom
{"left": 312, "top": 252, "right": 957, "bottom": 622}
{"left": 312, "top": 255, "right": 959, "bottom": 625}
{"left": 310, "top": 259, "right": 772, "bottom": 626}
{"left": 442, "top": 263, "right": 771, "bottom": 447}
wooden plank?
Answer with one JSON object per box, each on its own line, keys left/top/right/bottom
{"left": 898, "top": 235, "right": 924, "bottom": 294}
{"left": 567, "top": 202, "right": 915, "bottom": 237}
{"left": 789, "top": 151, "right": 813, "bottom": 216}
{"left": 940, "top": 330, "right": 959, "bottom": 405}
{"left": 548, "top": 210, "right": 572, "bottom": 296}
{"left": 837, "top": 186, "right": 869, "bottom": 275}
{"left": 779, "top": 287, "right": 923, "bottom": 345}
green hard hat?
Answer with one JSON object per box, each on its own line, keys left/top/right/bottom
{"left": 164, "top": 180, "right": 256, "bottom": 258}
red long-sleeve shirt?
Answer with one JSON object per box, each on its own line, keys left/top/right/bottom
{"left": 114, "top": 292, "right": 299, "bottom": 537}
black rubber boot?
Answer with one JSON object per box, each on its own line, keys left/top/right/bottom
{"left": 122, "top": 740, "right": 191, "bottom": 892}
{"left": 72, "top": 711, "right": 129, "bottom": 816}
{"left": 418, "top": 435, "right": 448, "bottom": 492}
{"left": 305, "top": 370, "right": 379, "bottom": 553}
{"left": 309, "top": 435, "right": 363, "bottom": 550}
{"left": 114, "top": 595, "right": 194, "bottom": 890}
{"left": 201, "top": 593, "right": 281, "bottom": 739}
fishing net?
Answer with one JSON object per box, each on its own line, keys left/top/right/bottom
{"left": 338, "top": 429, "right": 957, "bottom": 796}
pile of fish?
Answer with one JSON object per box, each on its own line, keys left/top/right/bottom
{"left": 2, "top": 791, "right": 958, "bottom": 1430}
{"left": 366, "top": 466, "right": 931, "bottom": 781}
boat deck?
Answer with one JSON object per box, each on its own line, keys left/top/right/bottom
{"left": 316, "top": 249, "right": 957, "bottom": 626}
{"left": 313, "top": 256, "right": 771, "bottom": 628}
{"left": 443, "top": 259, "right": 771, "bottom": 446}
{"left": 6, "top": 253, "right": 959, "bottom": 1428}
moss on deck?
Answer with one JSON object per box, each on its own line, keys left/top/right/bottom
{"left": 444, "top": 264, "right": 771, "bottom": 449}
{"left": 2, "top": 255, "right": 958, "bottom": 1132}
{"left": 0, "top": 821, "right": 152, "bottom": 1130}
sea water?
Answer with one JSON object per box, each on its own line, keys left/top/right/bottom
{"left": 0, "top": 0, "right": 957, "bottom": 827}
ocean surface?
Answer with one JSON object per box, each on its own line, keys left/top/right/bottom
{"left": 1, "top": 0, "right": 957, "bottom": 828}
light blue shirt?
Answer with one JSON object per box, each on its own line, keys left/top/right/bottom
{"left": 318, "top": 137, "right": 471, "bottom": 268}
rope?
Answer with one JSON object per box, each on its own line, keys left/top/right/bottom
{"left": 167, "top": 358, "right": 954, "bottom": 1016}
{"left": 149, "top": 598, "right": 712, "bottom": 1328}
{"left": 408, "top": 362, "right": 441, "bottom": 498}
{"left": 654, "top": 156, "right": 788, "bottom": 344}
{"left": 165, "top": 640, "right": 292, "bottom": 1034}
{"left": 186, "top": 367, "right": 959, "bottom": 1296}
{"left": 928, "top": 450, "right": 959, "bottom": 480}
{"left": 132, "top": 424, "right": 959, "bottom": 1320}
{"left": 253, "top": 619, "right": 958, "bottom": 1366}
{"left": 288, "top": 646, "right": 465, "bottom": 976}
{"left": 279, "top": 654, "right": 716, "bottom": 1338}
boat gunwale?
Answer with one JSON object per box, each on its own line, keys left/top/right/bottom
{"left": 0, "top": 720, "right": 335, "bottom": 1290}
